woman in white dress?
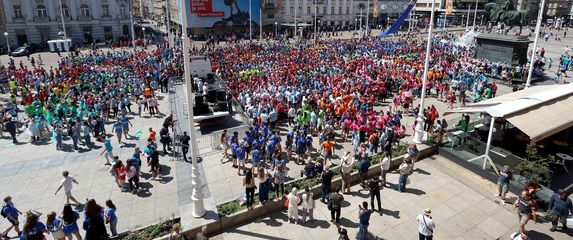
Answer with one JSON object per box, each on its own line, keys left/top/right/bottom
{"left": 287, "top": 187, "right": 301, "bottom": 224}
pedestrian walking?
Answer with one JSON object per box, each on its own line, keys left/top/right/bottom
{"left": 328, "top": 187, "right": 343, "bottom": 224}
{"left": 496, "top": 165, "right": 514, "bottom": 205}
{"left": 301, "top": 187, "right": 315, "bottom": 224}
{"left": 337, "top": 227, "right": 350, "bottom": 240}
{"left": 367, "top": 176, "right": 382, "bottom": 213}
{"left": 257, "top": 167, "right": 270, "bottom": 205}
{"left": 150, "top": 149, "right": 161, "bottom": 180}
{"left": 126, "top": 161, "right": 140, "bottom": 193}
{"left": 357, "top": 202, "right": 372, "bottom": 240}
{"left": 286, "top": 188, "right": 300, "bottom": 224}
{"left": 398, "top": 158, "right": 412, "bottom": 192}
{"left": 159, "top": 126, "right": 172, "bottom": 155}
{"left": 2, "top": 196, "right": 21, "bottom": 238}
{"left": 273, "top": 165, "right": 287, "bottom": 200}
{"left": 321, "top": 165, "right": 333, "bottom": 203}
{"left": 5, "top": 117, "right": 17, "bottom": 143}
{"left": 548, "top": 189, "right": 572, "bottom": 232}
{"left": 100, "top": 137, "right": 114, "bottom": 165}
{"left": 179, "top": 132, "right": 190, "bottom": 161}
{"left": 514, "top": 190, "right": 537, "bottom": 233}
{"left": 104, "top": 200, "right": 118, "bottom": 236}
{"left": 62, "top": 204, "right": 82, "bottom": 240}
{"left": 54, "top": 171, "right": 80, "bottom": 205}
{"left": 46, "top": 211, "right": 65, "bottom": 240}
{"left": 340, "top": 152, "right": 354, "bottom": 194}
{"left": 417, "top": 208, "right": 435, "bottom": 240}
{"left": 243, "top": 170, "right": 256, "bottom": 211}
{"left": 408, "top": 144, "right": 419, "bottom": 170}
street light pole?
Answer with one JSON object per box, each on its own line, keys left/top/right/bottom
{"left": 142, "top": 27, "right": 146, "bottom": 47}
{"left": 473, "top": 0, "right": 478, "bottom": 30}
{"left": 366, "top": 0, "right": 370, "bottom": 32}
{"left": 180, "top": 0, "right": 206, "bottom": 218}
{"left": 249, "top": 0, "right": 252, "bottom": 41}
{"left": 413, "top": 0, "right": 436, "bottom": 143}
{"left": 314, "top": 3, "right": 317, "bottom": 43}
{"left": 466, "top": 5, "right": 470, "bottom": 29}
{"left": 166, "top": 0, "right": 171, "bottom": 47}
{"left": 525, "top": 0, "right": 546, "bottom": 89}
{"left": 58, "top": 0, "right": 67, "bottom": 41}
{"left": 359, "top": 7, "right": 363, "bottom": 36}
{"left": 318, "top": 20, "right": 321, "bottom": 39}
{"left": 259, "top": 5, "right": 262, "bottom": 40}
{"left": 294, "top": 0, "right": 298, "bottom": 39}
{"left": 275, "top": 22, "right": 278, "bottom": 37}
{"left": 3, "top": 32, "right": 10, "bottom": 53}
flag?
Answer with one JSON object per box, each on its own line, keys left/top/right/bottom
{"left": 379, "top": 3, "right": 415, "bottom": 38}
{"left": 373, "top": 0, "right": 379, "bottom": 18}
{"left": 446, "top": 0, "right": 453, "bottom": 14}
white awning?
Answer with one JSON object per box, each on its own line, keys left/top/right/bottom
{"left": 444, "top": 84, "right": 573, "bottom": 142}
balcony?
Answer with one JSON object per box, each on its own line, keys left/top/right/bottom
{"left": 78, "top": 15, "right": 93, "bottom": 22}
{"left": 12, "top": 17, "right": 26, "bottom": 23}
{"left": 264, "top": 3, "right": 276, "bottom": 9}
{"left": 118, "top": 14, "right": 130, "bottom": 19}
{"left": 56, "top": 16, "right": 72, "bottom": 21}
{"left": 34, "top": 16, "right": 50, "bottom": 22}
{"left": 100, "top": 15, "right": 113, "bottom": 20}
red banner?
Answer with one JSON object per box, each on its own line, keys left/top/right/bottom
{"left": 191, "top": 0, "right": 224, "bottom": 17}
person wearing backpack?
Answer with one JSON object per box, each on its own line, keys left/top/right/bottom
{"left": 2, "top": 196, "right": 22, "bottom": 239}
{"left": 19, "top": 212, "right": 47, "bottom": 240}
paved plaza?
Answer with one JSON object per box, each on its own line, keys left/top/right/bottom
{"left": 0, "top": 27, "right": 572, "bottom": 238}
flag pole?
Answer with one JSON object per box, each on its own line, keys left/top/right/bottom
{"left": 413, "top": 0, "right": 436, "bottom": 143}
{"left": 314, "top": 2, "right": 317, "bottom": 43}
{"left": 525, "top": 0, "right": 546, "bottom": 89}
{"left": 180, "top": 0, "right": 206, "bottom": 218}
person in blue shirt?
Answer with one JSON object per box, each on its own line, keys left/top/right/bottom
{"left": 251, "top": 148, "right": 262, "bottom": 168}
{"left": 61, "top": 204, "right": 82, "bottom": 240}
{"left": 104, "top": 200, "right": 118, "bottom": 236}
{"left": 120, "top": 115, "right": 132, "bottom": 139}
{"left": 100, "top": 137, "right": 114, "bottom": 165}
{"left": 357, "top": 202, "right": 372, "bottom": 240}
{"left": 46, "top": 211, "right": 64, "bottom": 240}
{"left": 19, "top": 212, "right": 47, "bottom": 240}
{"left": 235, "top": 142, "right": 246, "bottom": 175}
{"left": 112, "top": 119, "right": 124, "bottom": 144}
{"left": 230, "top": 142, "right": 239, "bottom": 168}
{"left": 2, "top": 196, "right": 22, "bottom": 238}
{"left": 266, "top": 139, "right": 277, "bottom": 162}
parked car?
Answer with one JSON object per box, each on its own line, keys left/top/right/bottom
{"left": 9, "top": 45, "right": 35, "bottom": 57}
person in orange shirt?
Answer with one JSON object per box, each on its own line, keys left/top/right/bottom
{"left": 148, "top": 128, "right": 157, "bottom": 142}
{"left": 320, "top": 139, "right": 335, "bottom": 163}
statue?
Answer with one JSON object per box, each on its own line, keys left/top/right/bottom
{"left": 485, "top": 0, "right": 528, "bottom": 35}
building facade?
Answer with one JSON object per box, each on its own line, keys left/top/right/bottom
{"left": 2, "top": 0, "right": 133, "bottom": 47}
{"left": 262, "top": 0, "right": 408, "bottom": 30}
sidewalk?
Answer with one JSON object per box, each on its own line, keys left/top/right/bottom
{"left": 211, "top": 155, "right": 571, "bottom": 240}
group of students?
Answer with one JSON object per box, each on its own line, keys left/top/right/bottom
{"left": 2, "top": 196, "right": 117, "bottom": 240}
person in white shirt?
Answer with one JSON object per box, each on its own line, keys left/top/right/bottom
{"left": 417, "top": 208, "right": 435, "bottom": 240}
{"left": 380, "top": 151, "right": 391, "bottom": 186}
{"left": 340, "top": 152, "right": 355, "bottom": 194}
{"left": 509, "top": 232, "right": 528, "bottom": 240}
{"left": 260, "top": 111, "right": 269, "bottom": 125}
{"left": 54, "top": 171, "right": 79, "bottom": 205}
{"left": 202, "top": 83, "right": 208, "bottom": 96}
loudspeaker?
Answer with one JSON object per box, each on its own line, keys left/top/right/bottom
{"left": 217, "top": 102, "right": 228, "bottom": 112}
{"left": 206, "top": 74, "right": 215, "bottom": 84}
{"left": 207, "top": 90, "right": 217, "bottom": 103}
{"left": 193, "top": 105, "right": 210, "bottom": 115}
{"left": 217, "top": 91, "right": 227, "bottom": 101}
{"left": 195, "top": 95, "right": 205, "bottom": 106}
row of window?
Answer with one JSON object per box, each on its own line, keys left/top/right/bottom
{"left": 12, "top": 4, "right": 127, "bottom": 19}
{"left": 288, "top": 5, "right": 351, "bottom": 15}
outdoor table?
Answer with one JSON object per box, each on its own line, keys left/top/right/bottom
{"left": 556, "top": 153, "right": 573, "bottom": 173}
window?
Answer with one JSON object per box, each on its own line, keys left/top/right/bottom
{"left": 331, "top": 6, "right": 334, "bottom": 14}
{"left": 290, "top": 6, "right": 293, "bottom": 14}
{"left": 267, "top": 13, "right": 274, "bottom": 18}
{"left": 339, "top": 7, "right": 342, "bottom": 14}
{"left": 120, "top": 4, "right": 126, "bottom": 16}
{"left": 37, "top": 5, "right": 48, "bottom": 18}
{"left": 62, "top": 5, "right": 69, "bottom": 17}
{"left": 307, "top": 6, "right": 310, "bottom": 14}
{"left": 102, "top": 4, "right": 110, "bottom": 17}
{"left": 13, "top": 6, "right": 23, "bottom": 18}
{"left": 80, "top": 5, "right": 90, "bottom": 17}
{"left": 299, "top": 6, "right": 302, "bottom": 12}
{"left": 104, "top": 26, "right": 113, "bottom": 40}
{"left": 346, "top": 6, "right": 349, "bottom": 14}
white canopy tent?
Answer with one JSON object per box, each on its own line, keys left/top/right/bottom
{"left": 444, "top": 84, "right": 573, "bottom": 171}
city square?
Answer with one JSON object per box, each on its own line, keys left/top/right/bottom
{"left": 1, "top": 0, "right": 573, "bottom": 240}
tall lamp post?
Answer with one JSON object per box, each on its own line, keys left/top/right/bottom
{"left": 318, "top": 20, "right": 321, "bottom": 39}
{"left": 413, "top": 0, "right": 436, "bottom": 143}
{"left": 275, "top": 22, "right": 278, "bottom": 37}
{"left": 355, "top": 18, "right": 358, "bottom": 32}
{"left": 142, "top": 27, "right": 146, "bottom": 47}
{"left": 472, "top": 0, "right": 478, "bottom": 30}
{"left": 525, "top": 0, "right": 546, "bottom": 89}
{"left": 58, "top": 0, "right": 67, "bottom": 41}
{"left": 3, "top": 32, "right": 10, "bottom": 53}
{"left": 180, "top": 0, "right": 206, "bottom": 218}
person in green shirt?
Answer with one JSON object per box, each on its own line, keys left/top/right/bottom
{"left": 456, "top": 114, "right": 470, "bottom": 145}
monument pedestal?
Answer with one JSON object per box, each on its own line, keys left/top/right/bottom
{"left": 474, "top": 34, "right": 532, "bottom": 66}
